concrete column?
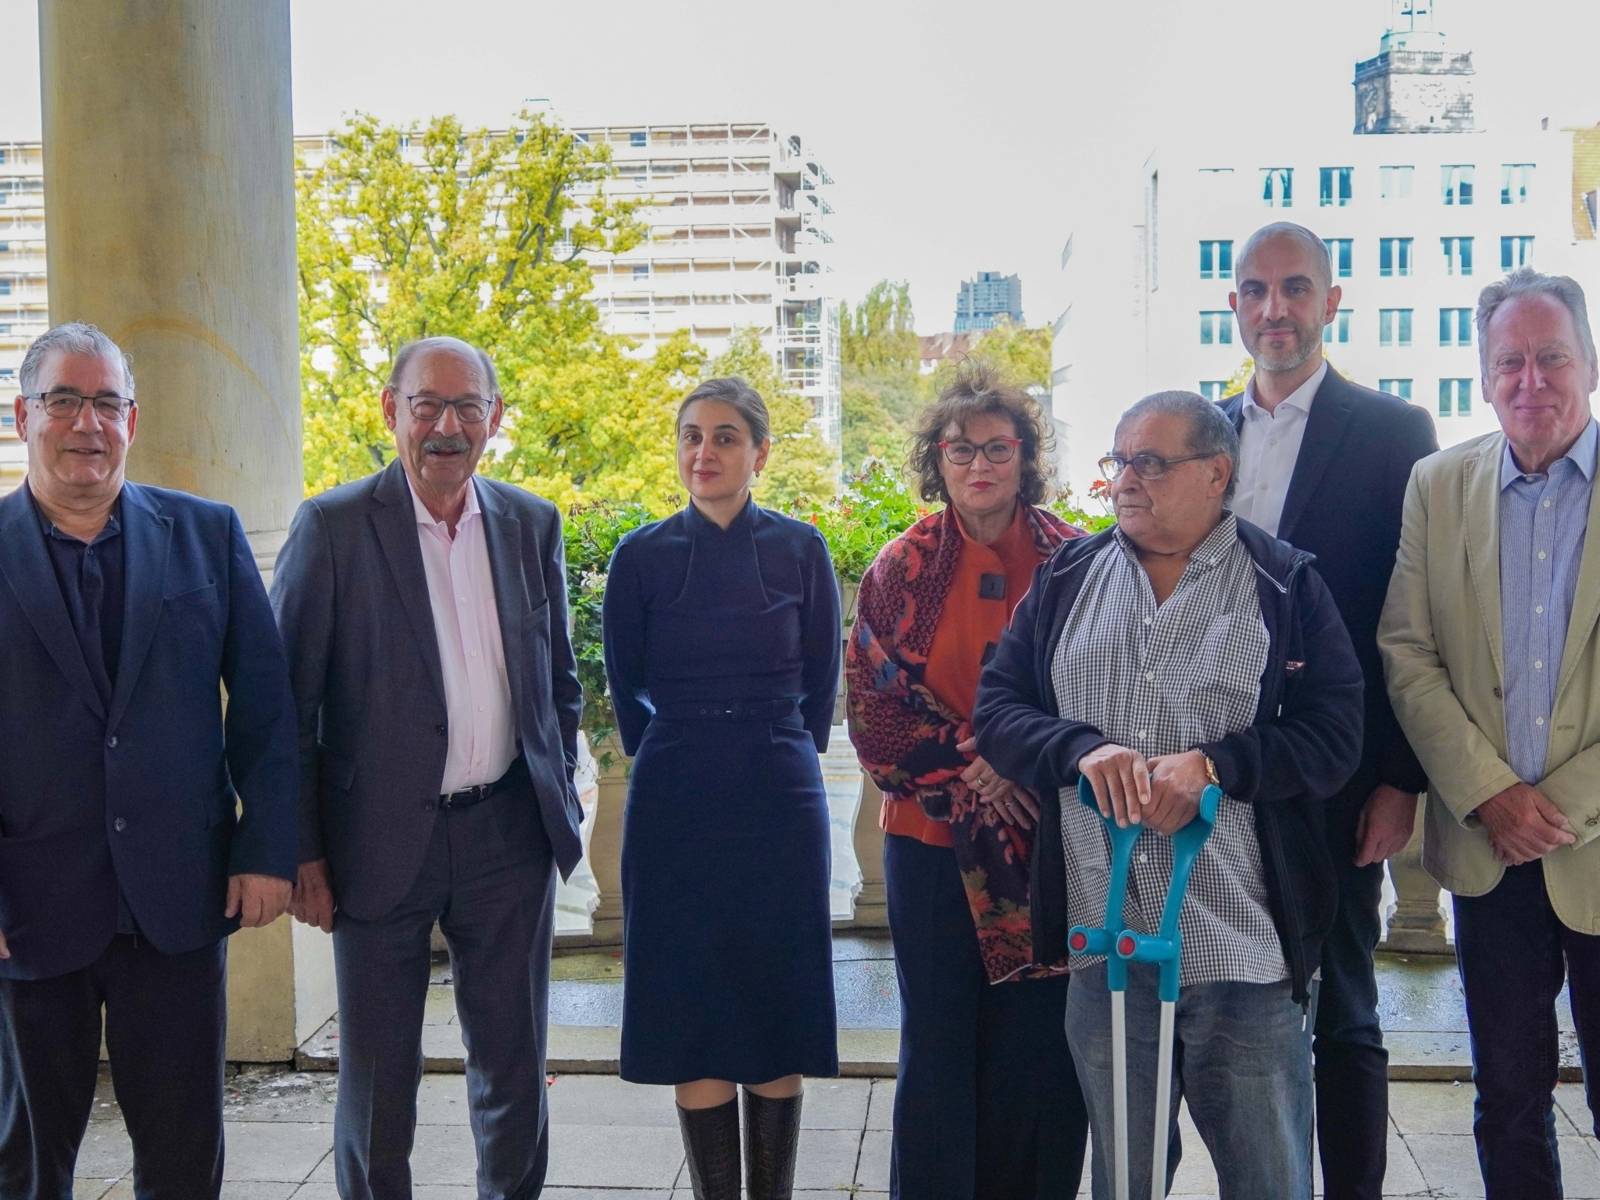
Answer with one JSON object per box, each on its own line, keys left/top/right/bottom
{"left": 38, "top": 0, "right": 332, "bottom": 1060}
{"left": 1381, "top": 793, "right": 1452, "bottom": 956}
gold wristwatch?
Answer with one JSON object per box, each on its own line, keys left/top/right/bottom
{"left": 1202, "top": 754, "right": 1222, "bottom": 788}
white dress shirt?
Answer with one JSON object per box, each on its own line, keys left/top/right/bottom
{"left": 409, "top": 476, "right": 517, "bottom": 793}
{"left": 1230, "top": 360, "right": 1328, "bottom": 537}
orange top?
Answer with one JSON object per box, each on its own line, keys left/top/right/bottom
{"left": 883, "top": 504, "right": 1047, "bottom": 847}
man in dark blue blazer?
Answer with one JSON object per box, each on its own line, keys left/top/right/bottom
{"left": 0, "top": 323, "right": 298, "bottom": 1198}
{"left": 1222, "top": 224, "right": 1438, "bottom": 1199}
{"left": 271, "top": 335, "right": 583, "bottom": 1199}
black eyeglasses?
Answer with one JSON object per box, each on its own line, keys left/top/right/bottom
{"left": 405, "top": 392, "right": 493, "bottom": 424}
{"left": 1098, "top": 451, "right": 1214, "bottom": 482}
{"left": 25, "top": 390, "right": 136, "bottom": 423}
{"left": 939, "top": 437, "right": 1021, "bottom": 466}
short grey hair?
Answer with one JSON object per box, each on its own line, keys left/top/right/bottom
{"left": 1234, "top": 221, "right": 1333, "bottom": 292}
{"left": 387, "top": 336, "right": 500, "bottom": 397}
{"left": 1475, "top": 268, "right": 1598, "bottom": 379}
{"left": 19, "top": 322, "right": 135, "bottom": 397}
{"left": 1115, "top": 389, "right": 1240, "bottom": 504}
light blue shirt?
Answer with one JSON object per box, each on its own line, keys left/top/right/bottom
{"left": 1499, "top": 418, "right": 1598, "bottom": 783}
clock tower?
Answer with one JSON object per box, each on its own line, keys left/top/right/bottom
{"left": 1352, "top": 1, "right": 1476, "bottom": 134}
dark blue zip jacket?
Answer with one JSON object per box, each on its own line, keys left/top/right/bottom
{"left": 973, "top": 518, "right": 1364, "bottom": 1004}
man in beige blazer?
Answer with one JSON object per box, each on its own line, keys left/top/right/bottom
{"left": 1380, "top": 267, "right": 1600, "bottom": 1199}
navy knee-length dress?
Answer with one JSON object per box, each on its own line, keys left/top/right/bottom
{"left": 601, "top": 498, "right": 842, "bottom": 1084}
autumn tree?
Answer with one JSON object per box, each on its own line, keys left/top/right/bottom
{"left": 296, "top": 110, "right": 699, "bottom": 512}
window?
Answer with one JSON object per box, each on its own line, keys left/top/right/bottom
{"left": 1261, "top": 167, "right": 1293, "bottom": 208}
{"left": 629, "top": 131, "right": 647, "bottom": 147}
{"left": 1439, "top": 378, "right": 1472, "bottom": 417}
{"left": 1199, "top": 311, "right": 1233, "bottom": 345}
{"left": 1442, "top": 164, "right": 1475, "bottom": 206}
{"left": 1379, "top": 378, "right": 1413, "bottom": 401}
{"left": 1501, "top": 236, "right": 1535, "bottom": 270}
{"left": 1199, "top": 381, "right": 1229, "bottom": 403}
{"left": 1379, "top": 237, "right": 1414, "bottom": 277}
{"left": 0, "top": 279, "right": 9, "bottom": 295}
{"left": 1323, "top": 238, "right": 1353, "bottom": 278}
{"left": 1442, "top": 236, "right": 1474, "bottom": 276}
{"left": 1439, "top": 308, "right": 1472, "bottom": 347}
{"left": 1199, "top": 239, "right": 1233, "bottom": 280}
{"left": 1501, "top": 163, "right": 1534, "bottom": 205}
{"left": 0, "top": 242, "right": 8, "bottom": 253}
{"left": 1379, "top": 165, "right": 1414, "bottom": 200}
{"left": 1323, "top": 309, "right": 1353, "bottom": 345}
{"left": 632, "top": 263, "right": 650, "bottom": 280}
{"left": 0, "top": 148, "right": 7, "bottom": 163}
{"left": 1320, "top": 167, "right": 1353, "bottom": 207}
{"left": 573, "top": 132, "right": 590, "bottom": 144}
{"left": 1380, "top": 308, "right": 1414, "bottom": 347}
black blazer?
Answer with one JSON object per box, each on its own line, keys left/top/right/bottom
{"left": 1221, "top": 368, "right": 1438, "bottom": 796}
{"left": 270, "top": 461, "right": 584, "bottom": 922}
{"left": 0, "top": 483, "right": 299, "bottom": 979}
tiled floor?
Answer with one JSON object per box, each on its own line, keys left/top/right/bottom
{"left": 69, "top": 1068, "right": 1600, "bottom": 1198}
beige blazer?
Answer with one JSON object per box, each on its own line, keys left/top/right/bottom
{"left": 1378, "top": 431, "right": 1600, "bottom": 933}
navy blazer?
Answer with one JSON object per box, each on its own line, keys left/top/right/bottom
{"left": 270, "top": 462, "right": 584, "bottom": 922}
{"left": 1221, "top": 369, "right": 1438, "bottom": 797}
{"left": 0, "top": 482, "right": 299, "bottom": 980}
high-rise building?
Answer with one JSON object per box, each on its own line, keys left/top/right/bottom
{"left": 1050, "top": 4, "right": 1600, "bottom": 489}
{"left": 954, "top": 271, "right": 1023, "bottom": 332}
{"left": 0, "top": 139, "right": 45, "bottom": 490}
{"left": 569, "top": 121, "right": 840, "bottom": 449}
{"left": 0, "top": 116, "right": 842, "bottom": 491}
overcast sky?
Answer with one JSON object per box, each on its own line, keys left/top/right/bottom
{"left": 2, "top": 0, "right": 1597, "bottom": 331}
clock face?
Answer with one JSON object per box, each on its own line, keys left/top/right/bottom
{"left": 1359, "top": 81, "right": 1385, "bottom": 130}
{"left": 1419, "top": 79, "right": 1448, "bottom": 115}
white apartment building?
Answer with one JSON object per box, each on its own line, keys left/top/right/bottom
{"left": 0, "top": 118, "right": 842, "bottom": 489}
{"left": 0, "top": 140, "right": 46, "bottom": 490}
{"left": 572, "top": 121, "right": 841, "bottom": 450}
{"left": 1052, "top": 8, "right": 1600, "bottom": 491}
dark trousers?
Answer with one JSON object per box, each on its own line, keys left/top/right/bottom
{"left": 333, "top": 783, "right": 556, "bottom": 1200}
{"left": 884, "top": 833, "right": 1087, "bottom": 1200}
{"left": 1313, "top": 790, "right": 1390, "bottom": 1200}
{"left": 1454, "top": 861, "right": 1600, "bottom": 1199}
{"left": 0, "top": 935, "right": 227, "bottom": 1200}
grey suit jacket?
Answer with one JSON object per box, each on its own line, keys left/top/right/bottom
{"left": 270, "top": 461, "right": 583, "bottom": 920}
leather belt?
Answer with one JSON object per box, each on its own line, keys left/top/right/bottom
{"left": 438, "top": 758, "right": 526, "bottom": 810}
{"left": 652, "top": 698, "right": 798, "bottom": 722}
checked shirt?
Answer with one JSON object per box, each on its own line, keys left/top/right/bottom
{"left": 1050, "top": 514, "right": 1288, "bottom": 987}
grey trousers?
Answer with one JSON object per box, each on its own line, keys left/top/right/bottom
{"left": 331, "top": 781, "right": 556, "bottom": 1200}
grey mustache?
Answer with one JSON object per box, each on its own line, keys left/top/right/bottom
{"left": 423, "top": 434, "right": 470, "bottom": 454}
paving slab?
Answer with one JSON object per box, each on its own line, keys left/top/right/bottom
{"left": 865, "top": 1079, "right": 894, "bottom": 1130}
{"left": 222, "top": 1121, "right": 334, "bottom": 1183}
{"left": 545, "top": 1123, "right": 686, "bottom": 1191}
{"left": 800, "top": 1079, "right": 872, "bottom": 1130}
{"left": 791, "top": 1128, "right": 863, "bottom": 1191}
{"left": 855, "top": 1128, "right": 892, "bottom": 1191}
{"left": 547, "top": 1074, "right": 677, "bottom": 1127}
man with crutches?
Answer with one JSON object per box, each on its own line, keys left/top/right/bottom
{"left": 974, "top": 390, "right": 1365, "bottom": 1199}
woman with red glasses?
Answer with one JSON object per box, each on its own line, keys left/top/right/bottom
{"left": 846, "top": 363, "right": 1088, "bottom": 1199}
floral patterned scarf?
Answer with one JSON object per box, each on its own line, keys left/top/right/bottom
{"left": 846, "top": 504, "right": 1081, "bottom": 982}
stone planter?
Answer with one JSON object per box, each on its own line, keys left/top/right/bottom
{"left": 567, "top": 732, "right": 630, "bottom": 948}
{"left": 1381, "top": 791, "right": 1451, "bottom": 956}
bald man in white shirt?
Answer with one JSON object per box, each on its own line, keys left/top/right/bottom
{"left": 1219, "top": 222, "right": 1438, "bottom": 1200}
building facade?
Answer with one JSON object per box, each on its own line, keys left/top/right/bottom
{"left": 0, "top": 139, "right": 45, "bottom": 489}
{"left": 954, "top": 270, "right": 1023, "bottom": 332}
{"left": 570, "top": 121, "right": 840, "bottom": 449}
{"left": 0, "top": 118, "right": 842, "bottom": 485}
{"left": 1051, "top": 8, "right": 1600, "bottom": 489}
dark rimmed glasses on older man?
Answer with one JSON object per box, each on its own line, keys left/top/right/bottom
{"left": 1097, "top": 451, "right": 1215, "bottom": 482}
{"left": 24, "top": 390, "right": 136, "bottom": 423}
{"left": 939, "top": 436, "right": 1022, "bottom": 466}
{"left": 404, "top": 392, "right": 493, "bottom": 424}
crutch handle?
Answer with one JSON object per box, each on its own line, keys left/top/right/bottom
{"left": 1068, "top": 776, "right": 1144, "bottom": 993}
{"left": 1113, "top": 783, "right": 1224, "bottom": 1002}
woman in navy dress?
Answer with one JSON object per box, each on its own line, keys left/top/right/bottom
{"left": 602, "top": 377, "right": 842, "bottom": 1200}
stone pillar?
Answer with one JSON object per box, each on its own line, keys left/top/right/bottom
{"left": 568, "top": 736, "right": 628, "bottom": 947}
{"left": 848, "top": 773, "right": 890, "bottom": 929}
{"left": 38, "top": 0, "right": 331, "bottom": 1059}
{"left": 1382, "top": 792, "right": 1452, "bottom": 955}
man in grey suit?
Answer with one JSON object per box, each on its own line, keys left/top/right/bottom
{"left": 271, "top": 336, "right": 583, "bottom": 1199}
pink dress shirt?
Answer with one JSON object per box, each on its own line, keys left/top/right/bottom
{"left": 409, "top": 476, "right": 517, "bottom": 793}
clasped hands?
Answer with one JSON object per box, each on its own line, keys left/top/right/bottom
{"left": 1475, "top": 781, "right": 1577, "bottom": 866}
{"left": 1076, "top": 742, "right": 1209, "bottom": 835}
{"left": 955, "top": 736, "right": 1040, "bottom": 830}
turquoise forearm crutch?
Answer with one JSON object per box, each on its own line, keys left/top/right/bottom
{"left": 1067, "top": 775, "right": 1223, "bottom": 1200}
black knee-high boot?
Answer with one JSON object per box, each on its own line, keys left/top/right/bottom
{"left": 676, "top": 1098, "right": 741, "bottom": 1200}
{"left": 742, "top": 1089, "right": 802, "bottom": 1200}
